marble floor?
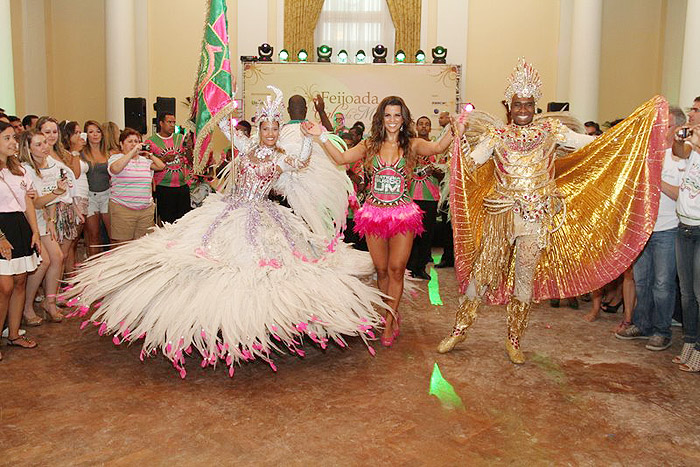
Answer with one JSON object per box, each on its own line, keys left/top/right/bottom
{"left": 1, "top": 266, "right": 699, "bottom": 466}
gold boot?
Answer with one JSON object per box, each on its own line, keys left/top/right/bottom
{"left": 437, "top": 333, "right": 467, "bottom": 354}
{"left": 505, "top": 336, "right": 525, "bottom": 364}
{"left": 505, "top": 298, "right": 531, "bottom": 364}
{"left": 437, "top": 298, "right": 480, "bottom": 354}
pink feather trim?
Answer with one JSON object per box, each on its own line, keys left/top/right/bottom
{"left": 353, "top": 202, "right": 424, "bottom": 239}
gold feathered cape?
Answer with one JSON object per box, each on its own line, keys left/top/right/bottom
{"left": 450, "top": 96, "right": 668, "bottom": 304}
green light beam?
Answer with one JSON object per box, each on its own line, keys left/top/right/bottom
{"left": 428, "top": 363, "right": 464, "bottom": 410}
{"left": 428, "top": 254, "right": 443, "bottom": 306}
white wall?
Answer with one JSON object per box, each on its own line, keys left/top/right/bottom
{"left": 0, "top": 0, "right": 15, "bottom": 114}
{"left": 19, "top": 0, "right": 49, "bottom": 116}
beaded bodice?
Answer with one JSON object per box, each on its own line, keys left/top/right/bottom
{"left": 231, "top": 146, "right": 281, "bottom": 202}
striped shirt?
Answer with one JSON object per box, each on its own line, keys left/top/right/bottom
{"left": 108, "top": 154, "right": 154, "bottom": 210}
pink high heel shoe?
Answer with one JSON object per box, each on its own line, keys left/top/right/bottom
{"left": 392, "top": 314, "right": 401, "bottom": 339}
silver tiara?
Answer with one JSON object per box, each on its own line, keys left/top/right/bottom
{"left": 254, "top": 85, "right": 284, "bottom": 125}
{"left": 504, "top": 58, "right": 542, "bottom": 102}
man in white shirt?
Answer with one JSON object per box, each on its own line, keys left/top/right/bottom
{"left": 616, "top": 106, "right": 687, "bottom": 350}
{"left": 671, "top": 96, "right": 700, "bottom": 371}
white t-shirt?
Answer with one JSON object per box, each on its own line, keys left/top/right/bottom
{"left": 23, "top": 160, "right": 73, "bottom": 236}
{"left": 678, "top": 149, "right": 700, "bottom": 226}
{"left": 71, "top": 151, "right": 90, "bottom": 199}
{"left": 655, "top": 149, "right": 685, "bottom": 231}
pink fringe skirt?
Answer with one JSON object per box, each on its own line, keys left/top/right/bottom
{"left": 353, "top": 202, "right": 424, "bottom": 239}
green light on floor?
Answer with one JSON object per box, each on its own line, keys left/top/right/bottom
{"left": 428, "top": 268, "right": 443, "bottom": 305}
{"left": 429, "top": 363, "right": 464, "bottom": 410}
{"left": 428, "top": 252, "right": 443, "bottom": 305}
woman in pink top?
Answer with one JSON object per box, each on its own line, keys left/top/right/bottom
{"left": 0, "top": 122, "right": 42, "bottom": 358}
{"left": 107, "top": 128, "right": 164, "bottom": 242}
{"left": 304, "top": 96, "right": 459, "bottom": 346}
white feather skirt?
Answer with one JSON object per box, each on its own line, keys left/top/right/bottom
{"left": 63, "top": 193, "right": 388, "bottom": 378}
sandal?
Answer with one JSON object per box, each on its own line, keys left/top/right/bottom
{"left": 672, "top": 343, "right": 695, "bottom": 364}
{"left": 38, "top": 304, "right": 63, "bottom": 323}
{"left": 7, "top": 335, "right": 37, "bottom": 349}
{"left": 392, "top": 314, "right": 401, "bottom": 339}
{"left": 679, "top": 349, "right": 700, "bottom": 372}
{"left": 22, "top": 315, "right": 43, "bottom": 327}
{"left": 602, "top": 301, "right": 623, "bottom": 314}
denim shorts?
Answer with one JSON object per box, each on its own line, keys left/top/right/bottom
{"left": 88, "top": 189, "right": 110, "bottom": 216}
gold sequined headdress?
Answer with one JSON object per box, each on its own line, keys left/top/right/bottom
{"left": 254, "top": 85, "right": 285, "bottom": 125}
{"left": 504, "top": 58, "right": 542, "bottom": 103}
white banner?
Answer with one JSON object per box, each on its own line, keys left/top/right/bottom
{"left": 242, "top": 62, "right": 461, "bottom": 138}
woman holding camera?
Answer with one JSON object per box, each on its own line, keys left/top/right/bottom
{"left": 107, "top": 128, "right": 164, "bottom": 242}
{"left": 672, "top": 114, "right": 700, "bottom": 372}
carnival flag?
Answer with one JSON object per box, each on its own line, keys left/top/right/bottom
{"left": 188, "top": 0, "right": 235, "bottom": 173}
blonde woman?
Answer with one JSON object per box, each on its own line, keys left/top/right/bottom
{"left": 102, "top": 121, "right": 121, "bottom": 156}
{"left": 38, "top": 117, "right": 79, "bottom": 184}
{"left": 37, "top": 117, "right": 83, "bottom": 260}
{"left": 18, "top": 129, "right": 73, "bottom": 323}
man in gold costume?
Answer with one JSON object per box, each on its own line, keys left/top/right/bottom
{"left": 438, "top": 59, "right": 668, "bottom": 363}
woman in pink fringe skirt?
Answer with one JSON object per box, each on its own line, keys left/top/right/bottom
{"left": 304, "top": 96, "right": 458, "bottom": 346}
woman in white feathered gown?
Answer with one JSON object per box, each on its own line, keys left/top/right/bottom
{"left": 63, "top": 87, "right": 386, "bottom": 378}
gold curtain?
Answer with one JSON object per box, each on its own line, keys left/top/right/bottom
{"left": 284, "top": 0, "right": 325, "bottom": 61}
{"left": 386, "top": 0, "right": 421, "bottom": 63}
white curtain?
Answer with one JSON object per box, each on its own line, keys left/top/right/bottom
{"left": 314, "top": 0, "right": 396, "bottom": 63}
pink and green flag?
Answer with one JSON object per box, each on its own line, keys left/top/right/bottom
{"left": 188, "top": 0, "right": 234, "bottom": 173}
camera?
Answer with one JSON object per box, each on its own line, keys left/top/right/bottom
{"left": 677, "top": 127, "right": 693, "bottom": 139}
{"left": 141, "top": 143, "right": 151, "bottom": 152}
{"left": 59, "top": 168, "right": 66, "bottom": 179}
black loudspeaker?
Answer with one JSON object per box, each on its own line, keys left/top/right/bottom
{"left": 153, "top": 97, "right": 176, "bottom": 133}
{"left": 154, "top": 97, "right": 176, "bottom": 119}
{"left": 547, "top": 102, "right": 570, "bottom": 112}
{"left": 124, "top": 97, "right": 147, "bottom": 134}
